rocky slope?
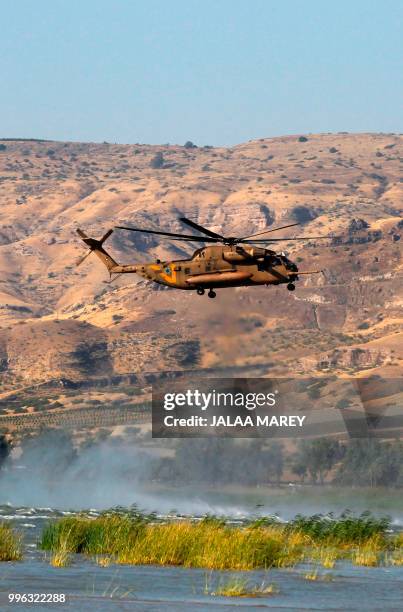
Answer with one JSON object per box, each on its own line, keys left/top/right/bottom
{"left": 0, "top": 133, "right": 401, "bottom": 388}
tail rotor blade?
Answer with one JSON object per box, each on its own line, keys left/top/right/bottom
{"left": 76, "top": 250, "right": 92, "bottom": 267}
{"left": 100, "top": 229, "right": 114, "bottom": 244}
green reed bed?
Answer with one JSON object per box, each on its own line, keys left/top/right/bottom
{"left": 0, "top": 522, "right": 22, "bottom": 561}
{"left": 40, "top": 510, "right": 402, "bottom": 570}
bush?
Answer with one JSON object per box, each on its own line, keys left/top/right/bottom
{"left": 0, "top": 144, "right": 6, "bottom": 151}
{"left": 150, "top": 152, "right": 164, "bottom": 169}
{"left": 184, "top": 141, "right": 197, "bottom": 149}
{"left": 298, "top": 136, "right": 308, "bottom": 142}
{"left": 292, "top": 205, "right": 317, "bottom": 224}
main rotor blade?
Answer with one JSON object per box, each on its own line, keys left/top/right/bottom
{"left": 159, "top": 236, "right": 219, "bottom": 243}
{"left": 240, "top": 223, "right": 300, "bottom": 240}
{"left": 243, "top": 236, "right": 333, "bottom": 243}
{"left": 115, "top": 225, "right": 220, "bottom": 242}
{"left": 179, "top": 217, "right": 225, "bottom": 240}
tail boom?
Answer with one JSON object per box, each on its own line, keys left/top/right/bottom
{"left": 76, "top": 228, "right": 139, "bottom": 274}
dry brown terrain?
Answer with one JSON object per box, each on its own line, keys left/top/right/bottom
{"left": 0, "top": 132, "right": 402, "bottom": 394}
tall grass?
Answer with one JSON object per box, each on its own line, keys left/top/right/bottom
{"left": 208, "top": 575, "right": 278, "bottom": 597}
{"left": 0, "top": 522, "right": 22, "bottom": 561}
{"left": 40, "top": 511, "right": 401, "bottom": 570}
{"left": 285, "top": 511, "right": 390, "bottom": 546}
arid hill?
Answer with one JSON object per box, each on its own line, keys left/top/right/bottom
{"left": 0, "top": 133, "right": 401, "bottom": 390}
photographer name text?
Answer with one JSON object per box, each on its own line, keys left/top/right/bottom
{"left": 163, "top": 414, "right": 306, "bottom": 428}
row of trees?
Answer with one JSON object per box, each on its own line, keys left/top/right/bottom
{"left": 290, "top": 439, "right": 403, "bottom": 487}
{"left": 153, "top": 439, "right": 284, "bottom": 487}
{"left": 2, "top": 431, "right": 402, "bottom": 489}
{"left": 153, "top": 437, "right": 403, "bottom": 488}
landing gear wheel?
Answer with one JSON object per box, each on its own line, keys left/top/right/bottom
{"left": 208, "top": 289, "right": 216, "bottom": 299}
{"left": 196, "top": 288, "right": 205, "bottom": 296}
{"left": 287, "top": 283, "right": 295, "bottom": 292}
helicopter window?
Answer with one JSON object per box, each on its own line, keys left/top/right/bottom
{"left": 192, "top": 248, "right": 205, "bottom": 259}
{"left": 184, "top": 267, "right": 191, "bottom": 274}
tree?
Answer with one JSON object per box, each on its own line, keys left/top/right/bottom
{"left": 152, "top": 438, "right": 284, "bottom": 486}
{"left": 292, "top": 439, "right": 342, "bottom": 485}
{"left": 335, "top": 439, "right": 403, "bottom": 487}
{"left": 19, "top": 429, "right": 77, "bottom": 479}
{"left": 291, "top": 458, "right": 307, "bottom": 483}
{"left": 150, "top": 152, "right": 164, "bottom": 169}
{"left": 184, "top": 141, "right": 197, "bottom": 149}
{"left": 0, "top": 435, "right": 11, "bottom": 468}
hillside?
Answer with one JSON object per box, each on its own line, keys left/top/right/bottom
{"left": 0, "top": 133, "right": 401, "bottom": 390}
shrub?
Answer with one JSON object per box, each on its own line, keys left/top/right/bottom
{"left": 298, "top": 136, "right": 308, "bottom": 142}
{"left": 292, "top": 205, "right": 317, "bottom": 224}
{"left": 150, "top": 152, "right": 164, "bottom": 169}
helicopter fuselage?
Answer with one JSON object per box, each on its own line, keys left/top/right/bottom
{"left": 115, "top": 244, "right": 299, "bottom": 290}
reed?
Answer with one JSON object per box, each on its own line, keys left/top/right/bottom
{"left": 285, "top": 511, "right": 390, "bottom": 546}
{"left": 209, "top": 576, "right": 278, "bottom": 597}
{"left": 0, "top": 522, "right": 22, "bottom": 562}
{"left": 40, "top": 511, "right": 401, "bottom": 570}
{"left": 304, "top": 569, "right": 333, "bottom": 582}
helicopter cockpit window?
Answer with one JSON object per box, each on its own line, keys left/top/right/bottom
{"left": 184, "top": 267, "right": 191, "bottom": 274}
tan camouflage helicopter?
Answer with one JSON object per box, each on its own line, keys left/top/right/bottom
{"left": 76, "top": 217, "right": 328, "bottom": 298}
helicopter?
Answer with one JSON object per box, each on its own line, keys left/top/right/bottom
{"left": 76, "top": 217, "right": 330, "bottom": 298}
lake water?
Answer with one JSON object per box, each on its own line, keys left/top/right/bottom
{"left": 0, "top": 505, "right": 402, "bottom": 611}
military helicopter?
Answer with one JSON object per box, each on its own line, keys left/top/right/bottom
{"left": 76, "top": 217, "right": 329, "bottom": 298}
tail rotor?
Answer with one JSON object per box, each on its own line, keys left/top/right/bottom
{"left": 75, "top": 228, "right": 114, "bottom": 267}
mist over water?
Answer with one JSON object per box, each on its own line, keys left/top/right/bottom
{"left": 0, "top": 432, "right": 402, "bottom": 524}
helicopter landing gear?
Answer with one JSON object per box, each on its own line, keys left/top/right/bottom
{"left": 208, "top": 289, "right": 216, "bottom": 299}
{"left": 196, "top": 288, "right": 205, "bottom": 296}
{"left": 287, "top": 283, "right": 295, "bottom": 292}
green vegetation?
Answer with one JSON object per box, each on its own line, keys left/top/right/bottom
{"left": 155, "top": 439, "right": 284, "bottom": 486}
{"left": 290, "top": 439, "right": 343, "bottom": 485}
{"left": 285, "top": 511, "right": 389, "bottom": 544}
{"left": 150, "top": 152, "right": 164, "bottom": 168}
{"left": 208, "top": 575, "right": 278, "bottom": 597}
{"left": 40, "top": 511, "right": 402, "bottom": 570}
{"left": 154, "top": 437, "right": 403, "bottom": 489}
{"left": 0, "top": 435, "right": 11, "bottom": 469}
{"left": 0, "top": 523, "right": 22, "bottom": 561}
{"left": 334, "top": 439, "right": 403, "bottom": 487}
